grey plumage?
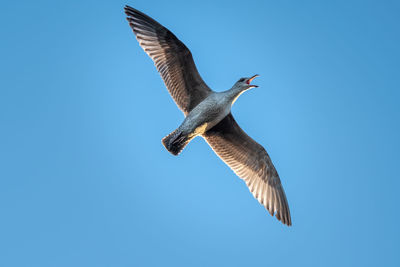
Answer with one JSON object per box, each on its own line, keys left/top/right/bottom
{"left": 124, "top": 5, "right": 291, "bottom": 226}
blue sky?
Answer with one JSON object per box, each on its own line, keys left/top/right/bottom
{"left": 1, "top": 0, "right": 399, "bottom": 266}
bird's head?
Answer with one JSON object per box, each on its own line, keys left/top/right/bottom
{"left": 235, "top": 74, "right": 259, "bottom": 90}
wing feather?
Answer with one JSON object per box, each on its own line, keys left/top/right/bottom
{"left": 203, "top": 113, "right": 291, "bottom": 226}
{"left": 124, "top": 5, "right": 211, "bottom": 114}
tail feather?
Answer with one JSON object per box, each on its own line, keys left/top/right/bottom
{"left": 162, "top": 129, "right": 190, "bottom": 155}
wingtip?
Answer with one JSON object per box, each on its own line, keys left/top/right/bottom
{"left": 280, "top": 212, "right": 292, "bottom": 226}
{"left": 124, "top": 5, "right": 136, "bottom": 16}
{"left": 267, "top": 205, "right": 291, "bottom": 226}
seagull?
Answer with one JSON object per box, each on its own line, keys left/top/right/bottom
{"left": 124, "top": 5, "right": 291, "bottom": 226}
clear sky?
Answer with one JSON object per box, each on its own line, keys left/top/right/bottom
{"left": 1, "top": 0, "right": 399, "bottom": 266}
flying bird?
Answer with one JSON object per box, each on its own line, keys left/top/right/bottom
{"left": 124, "top": 5, "right": 291, "bottom": 226}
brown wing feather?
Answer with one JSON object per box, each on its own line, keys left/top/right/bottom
{"left": 124, "top": 5, "right": 211, "bottom": 114}
{"left": 203, "top": 113, "right": 291, "bottom": 226}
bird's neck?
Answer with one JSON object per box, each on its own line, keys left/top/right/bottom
{"left": 227, "top": 86, "right": 246, "bottom": 106}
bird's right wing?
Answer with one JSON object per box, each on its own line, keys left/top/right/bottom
{"left": 203, "top": 113, "right": 291, "bottom": 226}
{"left": 124, "top": 5, "right": 212, "bottom": 115}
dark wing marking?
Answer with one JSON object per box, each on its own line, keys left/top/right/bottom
{"left": 124, "top": 5, "right": 212, "bottom": 115}
{"left": 203, "top": 113, "right": 291, "bottom": 226}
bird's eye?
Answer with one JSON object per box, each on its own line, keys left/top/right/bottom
{"left": 238, "top": 78, "right": 245, "bottom": 82}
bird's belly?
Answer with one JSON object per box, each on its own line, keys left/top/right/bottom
{"left": 193, "top": 122, "right": 209, "bottom": 135}
{"left": 183, "top": 105, "right": 230, "bottom": 136}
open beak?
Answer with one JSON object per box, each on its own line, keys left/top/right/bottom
{"left": 246, "top": 74, "right": 259, "bottom": 88}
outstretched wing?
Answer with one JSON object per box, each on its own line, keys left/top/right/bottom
{"left": 124, "top": 5, "right": 212, "bottom": 115}
{"left": 203, "top": 114, "right": 291, "bottom": 226}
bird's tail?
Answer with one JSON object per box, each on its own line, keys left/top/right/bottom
{"left": 162, "top": 129, "right": 191, "bottom": 156}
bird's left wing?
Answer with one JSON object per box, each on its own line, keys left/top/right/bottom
{"left": 124, "top": 5, "right": 212, "bottom": 115}
{"left": 203, "top": 114, "right": 291, "bottom": 226}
